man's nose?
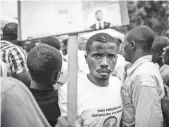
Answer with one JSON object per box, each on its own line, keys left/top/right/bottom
{"left": 100, "top": 57, "right": 109, "bottom": 68}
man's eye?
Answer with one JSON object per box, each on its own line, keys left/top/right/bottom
{"left": 94, "top": 54, "right": 101, "bottom": 59}
{"left": 108, "top": 54, "right": 117, "bottom": 59}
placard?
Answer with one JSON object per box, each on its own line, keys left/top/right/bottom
{"left": 19, "top": 0, "right": 129, "bottom": 40}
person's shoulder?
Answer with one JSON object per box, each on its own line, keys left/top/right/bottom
{"left": 104, "top": 21, "right": 111, "bottom": 26}
{"left": 160, "top": 64, "right": 169, "bottom": 82}
{"left": 138, "top": 61, "right": 159, "bottom": 75}
{"left": 109, "top": 76, "right": 122, "bottom": 87}
{"left": 91, "top": 24, "right": 96, "bottom": 29}
{"left": 1, "top": 77, "right": 30, "bottom": 96}
{"left": 0, "top": 40, "right": 12, "bottom": 45}
{"left": 77, "top": 73, "right": 89, "bottom": 82}
{"left": 135, "top": 61, "right": 162, "bottom": 81}
{"left": 136, "top": 62, "right": 163, "bottom": 86}
{"left": 160, "top": 64, "right": 169, "bottom": 73}
{"left": 58, "top": 74, "right": 89, "bottom": 91}
{"left": 12, "top": 44, "right": 24, "bottom": 52}
{"left": 0, "top": 40, "right": 14, "bottom": 50}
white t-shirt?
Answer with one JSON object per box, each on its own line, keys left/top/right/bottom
{"left": 78, "top": 50, "right": 89, "bottom": 74}
{"left": 114, "top": 54, "right": 129, "bottom": 81}
{"left": 58, "top": 74, "right": 122, "bottom": 127}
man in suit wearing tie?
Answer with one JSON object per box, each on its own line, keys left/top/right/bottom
{"left": 91, "top": 10, "right": 111, "bottom": 30}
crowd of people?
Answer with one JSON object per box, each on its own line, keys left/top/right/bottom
{"left": 1, "top": 22, "right": 169, "bottom": 127}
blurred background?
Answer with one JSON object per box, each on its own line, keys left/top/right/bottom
{"left": 113, "top": 1, "right": 169, "bottom": 36}
{"left": 1, "top": 0, "right": 169, "bottom": 54}
{"left": 1, "top": 1, "right": 169, "bottom": 36}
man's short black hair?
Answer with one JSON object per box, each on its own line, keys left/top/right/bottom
{"left": 126, "top": 25, "right": 154, "bottom": 51}
{"left": 41, "top": 36, "right": 61, "bottom": 50}
{"left": 3, "top": 22, "right": 18, "bottom": 40}
{"left": 27, "top": 44, "right": 62, "bottom": 84}
{"left": 86, "top": 33, "right": 120, "bottom": 54}
{"left": 151, "top": 36, "right": 169, "bottom": 53}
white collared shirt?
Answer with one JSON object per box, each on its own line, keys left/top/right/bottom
{"left": 121, "top": 55, "right": 164, "bottom": 127}
{"left": 95, "top": 20, "right": 105, "bottom": 29}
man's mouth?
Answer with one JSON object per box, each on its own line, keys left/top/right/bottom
{"left": 97, "top": 69, "right": 111, "bottom": 74}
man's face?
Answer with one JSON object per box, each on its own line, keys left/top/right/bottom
{"left": 165, "top": 30, "right": 169, "bottom": 39}
{"left": 86, "top": 41, "right": 118, "bottom": 80}
{"left": 162, "top": 46, "right": 169, "bottom": 64}
{"left": 24, "top": 41, "right": 36, "bottom": 52}
{"left": 103, "top": 118, "right": 117, "bottom": 127}
{"left": 95, "top": 11, "right": 103, "bottom": 21}
{"left": 122, "top": 36, "right": 132, "bottom": 62}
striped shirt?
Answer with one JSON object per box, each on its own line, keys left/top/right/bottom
{"left": 0, "top": 60, "right": 7, "bottom": 77}
{"left": 0, "top": 40, "right": 28, "bottom": 76}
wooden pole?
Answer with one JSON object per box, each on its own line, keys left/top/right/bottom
{"left": 67, "top": 35, "right": 78, "bottom": 126}
{"left": 119, "top": 1, "right": 129, "bottom": 26}
{"left": 17, "top": 0, "right": 22, "bottom": 40}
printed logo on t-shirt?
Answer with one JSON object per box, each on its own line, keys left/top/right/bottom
{"left": 103, "top": 116, "right": 117, "bottom": 127}
{"left": 82, "top": 106, "right": 122, "bottom": 127}
{"left": 91, "top": 106, "right": 122, "bottom": 118}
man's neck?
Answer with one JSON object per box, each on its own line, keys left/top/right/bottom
{"left": 131, "top": 50, "right": 150, "bottom": 64}
{"left": 158, "top": 61, "right": 164, "bottom": 67}
{"left": 30, "top": 80, "right": 53, "bottom": 90}
{"left": 87, "top": 73, "right": 109, "bottom": 87}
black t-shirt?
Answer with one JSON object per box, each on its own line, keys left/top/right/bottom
{"left": 30, "top": 87, "right": 60, "bottom": 127}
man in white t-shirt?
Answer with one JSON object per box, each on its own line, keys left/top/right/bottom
{"left": 58, "top": 33, "right": 122, "bottom": 127}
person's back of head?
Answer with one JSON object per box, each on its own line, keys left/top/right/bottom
{"left": 24, "top": 40, "right": 37, "bottom": 53}
{"left": 162, "top": 46, "right": 169, "bottom": 65}
{"left": 123, "top": 25, "right": 154, "bottom": 63}
{"left": 27, "top": 44, "right": 62, "bottom": 88}
{"left": 2, "top": 23, "right": 18, "bottom": 42}
{"left": 151, "top": 36, "right": 169, "bottom": 65}
{"left": 41, "top": 37, "right": 61, "bottom": 50}
{"left": 126, "top": 25, "right": 154, "bottom": 51}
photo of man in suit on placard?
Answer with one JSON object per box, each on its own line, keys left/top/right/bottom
{"left": 91, "top": 10, "right": 111, "bottom": 30}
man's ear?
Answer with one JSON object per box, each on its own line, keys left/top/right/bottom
{"left": 53, "top": 70, "right": 60, "bottom": 83}
{"left": 131, "top": 41, "right": 136, "bottom": 50}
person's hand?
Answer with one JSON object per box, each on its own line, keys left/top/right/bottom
{"left": 56, "top": 116, "right": 83, "bottom": 127}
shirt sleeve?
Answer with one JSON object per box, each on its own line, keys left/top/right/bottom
{"left": 58, "top": 83, "right": 68, "bottom": 116}
{"left": 134, "top": 75, "right": 163, "bottom": 127}
{"left": 0, "top": 60, "right": 7, "bottom": 77}
{"left": 9, "top": 47, "right": 28, "bottom": 75}
{"left": 1, "top": 77, "right": 51, "bottom": 127}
